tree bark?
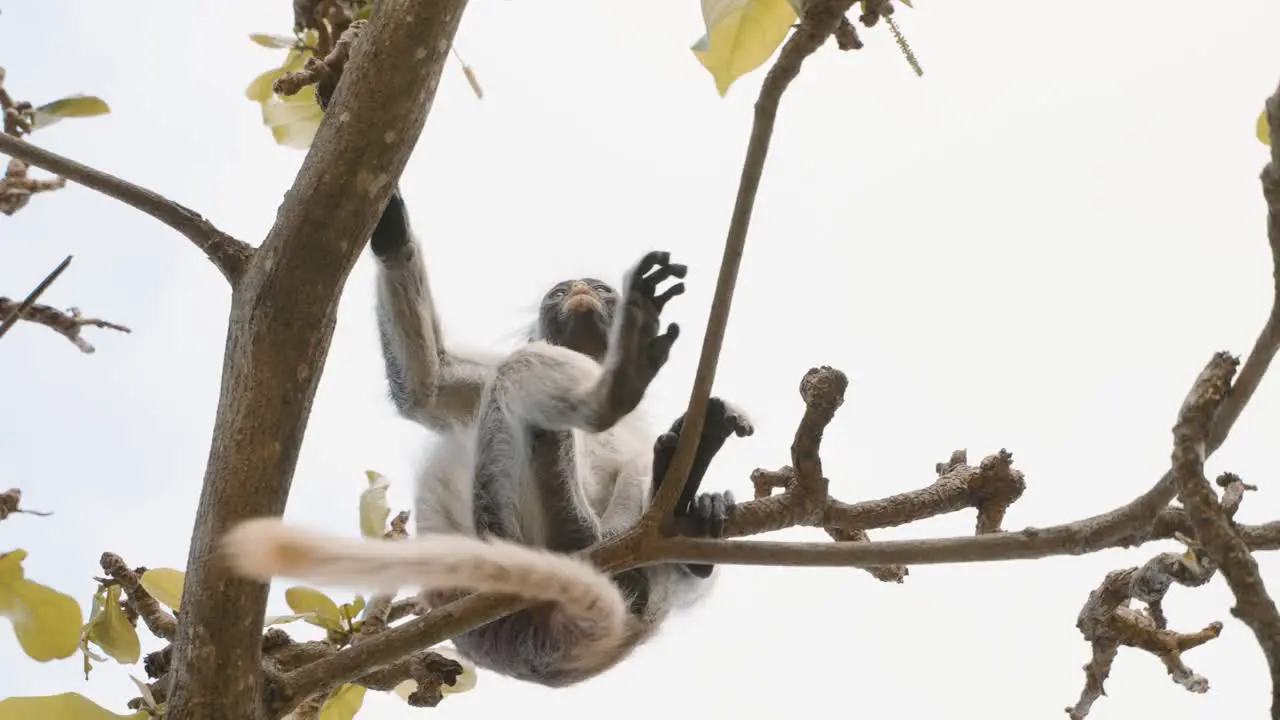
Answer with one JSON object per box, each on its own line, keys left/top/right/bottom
{"left": 163, "top": 2, "right": 469, "bottom": 717}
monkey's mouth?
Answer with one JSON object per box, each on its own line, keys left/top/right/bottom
{"left": 562, "top": 290, "right": 602, "bottom": 313}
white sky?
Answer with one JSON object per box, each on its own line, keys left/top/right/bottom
{"left": 3, "top": 1, "right": 1280, "bottom": 718}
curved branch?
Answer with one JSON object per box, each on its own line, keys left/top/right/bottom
{"left": 0, "top": 133, "right": 251, "bottom": 284}
{"left": 645, "top": 0, "right": 861, "bottom": 526}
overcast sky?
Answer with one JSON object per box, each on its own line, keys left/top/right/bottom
{"left": 3, "top": 1, "right": 1280, "bottom": 718}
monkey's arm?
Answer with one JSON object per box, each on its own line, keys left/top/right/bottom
{"left": 374, "top": 188, "right": 491, "bottom": 431}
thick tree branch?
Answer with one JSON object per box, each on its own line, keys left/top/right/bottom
{"left": 645, "top": 0, "right": 860, "bottom": 526}
{"left": 164, "top": 3, "right": 470, "bottom": 718}
{"left": 0, "top": 133, "right": 250, "bottom": 284}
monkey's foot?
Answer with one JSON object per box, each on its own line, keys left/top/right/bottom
{"left": 703, "top": 397, "right": 754, "bottom": 441}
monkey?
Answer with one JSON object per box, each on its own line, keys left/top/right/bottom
{"left": 222, "top": 185, "right": 753, "bottom": 688}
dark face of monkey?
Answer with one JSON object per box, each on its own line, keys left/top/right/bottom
{"left": 536, "top": 278, "right": 618, "bottom": 361}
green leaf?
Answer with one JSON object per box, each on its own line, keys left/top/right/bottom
{"left": 28, "top": 96, "right": 111, "bottom": 131}
{"left": 691, "top": 0, "right": 797, "bottom": 96}
{"left": 359, "top": 470, "right": 392, "bottom": 538}
{"left": 319, "top": 684, "right": 366, "bottom": 720}
{"left": 0, "top": 693, "right": 149, "bottom": 719}
{"left": 1259, "top": 107, "right": 1271, "bottom": 147}
{"left": 0, "top": 550, "right": 84, "bottom": 662}
{"left": 285, "top": 586, "right": 343, "bottom": 631}
{"left": 84, "top": 585, "right": 140, "bottom": 665}
{"left": 249, "top": 33, "right": 297, "bottom": 49}
{"left": 138, "top": 568, "right": 185, "bottom": 610}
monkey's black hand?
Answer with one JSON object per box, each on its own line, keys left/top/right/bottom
{"left": 598, "top": 251, "right": 686, "bottom": 423}
{"left": 370, "top": 189, "right": 412, "bottom": 258}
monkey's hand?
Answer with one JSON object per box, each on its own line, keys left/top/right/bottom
{"left": 594, "top": 250, "right": 686, "bottom": 427}
{"left": 370, "top": 188, "right": 412, "bottom": 258}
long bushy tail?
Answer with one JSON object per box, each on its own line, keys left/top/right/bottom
{"left": 221, "top": 518, "right": 627, "bottom": 639}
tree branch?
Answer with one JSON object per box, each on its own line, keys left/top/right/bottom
{"left": 163, "top": 3, "right": 471, "bottom": 718}
{"left": 266, "top": 46, "right": 1280, "bottom": 705}
{"left": 0, "top": 295, "right": 130, "bottom": 353}
{"left": 0, "top": 133, "right": 251, "bottom": 284}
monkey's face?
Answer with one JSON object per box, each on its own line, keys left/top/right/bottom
{"left": 537, "top": 278, "right": 618, "bottom": 360}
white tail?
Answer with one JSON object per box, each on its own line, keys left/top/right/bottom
{"left": 221, "top": 518, "right": 627, "bottom": 638}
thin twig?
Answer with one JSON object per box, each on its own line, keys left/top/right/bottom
{"left": 0, "top": 134, "right": 251, "bottom": 284}
{"left": 0, "top": 254, "right": 72, "bottom": 342}
{"left": 0, "top": 296, "right": 130, "bottom": 353}
{"left": 645, "top": 0, "right": 861, "bottom": 528}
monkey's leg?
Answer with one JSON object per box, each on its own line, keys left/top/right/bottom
{"left": 651, "top": 397, "right": 754, "bottom": 578}
{"left": 472, "top": 363, "right": 603, "bottom": 553}
{"left": 373, "top": 186, "right": 491, "bottom": 431}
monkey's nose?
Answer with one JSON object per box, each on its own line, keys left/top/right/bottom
{"left": 566, "top": 281, "right": 595, "bottom": 298}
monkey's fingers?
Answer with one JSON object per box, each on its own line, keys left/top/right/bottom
{"left": 652, "top": 283, "right": 685, "bottom": 312}
{"left": 709, "top": 492, "right": 731, "bottom": 539}
{"left": 634, "top": 250, "right": 672, "bottom": 278}
{"left": 694, "top": 493, "right": 715, "bottom": 537}
{"left": 646, "top": 323, "right": 680, "bottom": 367}
{"left": 642, "top": 261, "right": 688, "bottom": 284}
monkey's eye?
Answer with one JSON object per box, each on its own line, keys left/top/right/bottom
{"left": 592, "top": 284, "right": 611, "bottom": 294}
{"left": 550, "top": 288, "right": 567, "bottom": 299}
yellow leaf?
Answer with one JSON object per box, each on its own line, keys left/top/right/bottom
{"left": 28, "top": 95, "right": 111, "bottom": 131}
{"left": 126, "top": 676, "right": 157, "bottom": 713}
{"left": 249, "top": 33, "right": 298, "bottom": 49}
{"left": 285, "top": 586, "right": 342, "bottom": 631}
{"left": 0, "top": 550, "right": 84, "bottom": 662}
{"left": 339, "top": 594, "right": 366, "bottom": 629}
{"left": 138, "top": 568, "right": 184, "bottom": 610}
{"left": 360, "top": 471, "right": 392, "bottom": 538}
{"left": 85, "top": 586, "right": 140, "bottom": 665}
{"left": 691, "top": 0, "right": 797, "bottom": 96}
{"left": 898, "top": 0, "right": 913, "bottom": 7}
{"left": 262, "top": 86, "right": 324, "bottom": 149}
{"left": 245, "top": 67, "right": 288, "bottom": 103}
{"left": 0, "top": 693, "right": 149, "bottom": 719}
{"left": 318, "top": 684, "right": 366, "bottom": 720}
{"left": 1259, "top": 107, "right": 1271, "bottom": 147}
{"left": 264, "top": 611, "right": 317, "bottom": 626}
{"left": 393, "top": 645, "right": 478, "bottom": 698}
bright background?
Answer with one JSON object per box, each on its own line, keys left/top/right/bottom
{"left": 3, "top": 2, "right": 1280, "bottom": 718}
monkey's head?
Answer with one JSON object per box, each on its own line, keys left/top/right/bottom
{"left": 535, "top": 277, "right": 618, "bottom": 360}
